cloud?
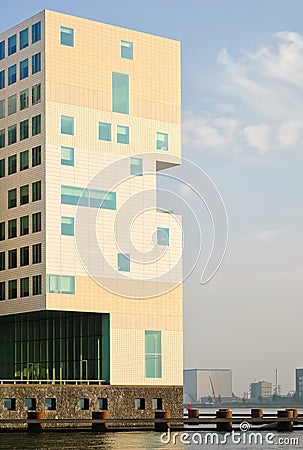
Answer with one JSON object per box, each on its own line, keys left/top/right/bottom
{"left": 248, "top": 229, "right": 287, "bottom": 242}
{"left": 184, "top": 31, "right": 303, "bottom": 155}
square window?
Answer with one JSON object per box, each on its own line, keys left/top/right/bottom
{"left": 61, "top": 146, "right": 74, "bottom": 166}
{"left": 8, "top": 154, "right": 17, "bottom": 174}
{"left": 8, "top": 94, "right": 16, "bottom": 115}
{"left": 32, "top": 243, "right": 42, "bottom": 264}
{"left": 20, "top": 277, "right": 29, "bottom": 297}
{"left": 61, "top": 276, "right": 75, "bottom": 294}
{"left": 25, "top": 398, "right": 36, "bottom": 411}
{"left": 157, "top": 227, "right": 169, "bottom": 246}
{"left": 32, "top": 83, "right": 41, "bottom": 104}
{"left": 32, "top": 212, "right": 41, "bottom": 233}
{"left": 32, "top": 22, "right": 41, "bottom": 43}
{"left": 0, "top": 70, "right": 5, "bottom": 90}
{"left": 32, "top": 180, "right": 41, "bottom": 202}
{"left": 45, "top": 398, "right": 56, "bottom": 411}
{"left": 20, "top": 185, "right": 29, "bottom": 205}
{"left": 33, "top": 275, "right": 42, "bottom": 295}
{"left": 20, "top": 59, "right": 29, "bottom": 80}
{"left": 20, "top": 215, "right": 29, "bottom": 236}
{"left": 20, "top": 246, "right": 29, "bottom": 267}
{"left": 8, "top": 219, "right": 17, "bottom": 238}
{"left": 32, "top": 53, "right": 41, "bottom": 74}
{"left": 8, "top": 125, "right": 17, "bottom": 145}
{"left": 0, "top": 129, "right": 5, "bottom": 147}
{"left": 20, "top": 89, "right": 29, "bottom": 110}
{"left": 97, "top": 398, "right": 108, "bottom": 410}
{"left": 0, "top": 158, "right": 5, "bottom": 178}
{"left": 4, "top": 398, "right": 15, "bottom": 411}
{"left": 8, "top": 65, "right": 16, "bottom": 85}
{"left": 152, "top": 398, "right": 163, "bottom": 410}
{"left": 78, "top": 398, "right": 89, "bottom": 410}
{"left": 0, "top": 99, "right": 5, "bottom": 118}
{"left": 0, "top": 282, "right": 5, "bottom": 300}
{"left": 0, "top": 252, "right": 5, "bottom": 271}
{"left": 118, "top": 253, "right": 130, "bottom": 272}
{"left": 61, "top": 217, "right": 74, "bottom": 236}
{"left": 117, "top": 125, "right": 129, "bottom": 144}
{"left": 32, "top": 145, "right": 41, "bottom": 166}
{"left": 130, "top": 157, "right": 143, "bottom": 176}
{"left": 20, "top": 119, "right": 29, "bottom": 141}
{"left": 32, "top": 114, "right": 41, "bottom": 135}
{"left": 121, "top": 40, "right": 133, "bottom": 60}
{"left": 112, "top": 72, "right": 129, "bottom": 114}
{"left": 98, "top": 122, "right": 111, "bottom": 141}
{"left": 8, "top": 279, "right": 17, "bottom": 299}
{"left": 0, "top": 41, "right": 5, "bottom": 60}
{"left": 61, "top": 115, "right": 74, "bottom": 135}
{"left": 20, "top": 150, "right": 29, "bottom": 171}
{"left": 8, "top": 189, "right": 17, "bottom": 209}
{"left": 135, "top": 398, "right": 145, "bottom": 410}
{"left": 8, "top": 35, "right": 16, "bottom": 55}
{"left": 156, "top": 132, "right": 169, "bottom": 151}
{"left": 60, "top": 26, "right": 74, "bottom": 47}
{"left": 20, "top": 28, "right": 29, "bottom": 50}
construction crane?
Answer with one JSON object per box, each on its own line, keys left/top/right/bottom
{"left": 209, "top": 376, "right": 217, "bottom": 401}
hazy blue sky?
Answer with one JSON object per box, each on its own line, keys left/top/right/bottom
{"left": 2, "top": 0, "right": 303, "bottom": 396}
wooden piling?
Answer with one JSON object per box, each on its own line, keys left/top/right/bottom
{"left": 216, "top": 408, "right": 232, "bottom": 432}
{"left": 155, "top": 411, "right": 171, "bottom": 432}
{"left": 92, "top": 411, "right": 108, "bottom": 431}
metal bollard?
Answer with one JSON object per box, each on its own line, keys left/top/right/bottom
{"left": 188, "top": 408, "right": 199, "bottom": 425}
{"left": 251, "top": 408, "right": 263, "bottom": 418}
{"left": 92, "top": 411, "right": 109, "bottom": 431}
{"left": 27, "top": 411, "right": 45, "bottom": 432}
{"left": 277, "top": 410, "right": 293, "bottom": 432}
{"left": 155, "top": 411, "right": 171, "bottom": 432}
{"left": 216, "top": 408, "right": 232, "bottom": 432}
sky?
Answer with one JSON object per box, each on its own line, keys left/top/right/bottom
{"left": 1, "top": 0, "right": 303, "bottom": 396}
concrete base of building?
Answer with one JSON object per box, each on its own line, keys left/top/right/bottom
{"left": 0, "top": 384, "right": 183, "bottom": 429}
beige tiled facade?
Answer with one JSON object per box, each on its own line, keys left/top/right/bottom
{"left": 0, "top": 10, "right": 182, "bottom": 387}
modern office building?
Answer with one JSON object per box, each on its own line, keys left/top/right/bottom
{"left": 184, "top": 369, "right": 232, "bottom": 403}
{"left": 250, "top": 381, "right": 273, "bottom": 400}
{"left": 295, "top": 369, "right": 303, "bottom": 400}
{"left": 0, "top": 10, "right": 182, "bottom": 420}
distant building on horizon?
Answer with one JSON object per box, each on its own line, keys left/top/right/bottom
{"left": 184, "top": 369, "right": 232, "bottom": 403}
{"left": 250, "top": 381, "right": 272, "bottom": 399}
{"left": 295, "top": 368, "right": 303, "bottom": 399}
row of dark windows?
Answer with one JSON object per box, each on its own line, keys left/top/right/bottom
{"left": 0, "top": 212, "right": 42, "bottom": 241}
{"left": 0, "top": 21, "right": 41, "bottom": 61}
{"left": 0, "top": 146, "right": 41, "bottom": 178}
{"left": 0, "top": 115, "right": 41, "bottom": 148}
{"left": 0, "top": 243, "right": 41, "bottom": 271}
{"left": 0, "top": 84, "right": 41, "bottom": 120}
{"left": 7, "top": 181, "right": 41, "bottom": 209}
{"left": 0, "top": 53, "right": 41, "bottom": 89}
{"left": 0, "top": 275, "right": 42, "bottom": 300}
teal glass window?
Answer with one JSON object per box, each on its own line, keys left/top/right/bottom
{"left": 32, "top": 114, "right": 41, "bottom": 135}
{"left": 130, "top": 157, "right": 143, "bottom": 176}
{"left": 20, "top": 150, "right": 29, "bottom": 171}
{"left": 8, "top": 35, "right": 16, "bottom": 55}
{"left": 20, "top": 119, "right": 29, "bottom": 141}
{"left": 156, "top": 132, "right": 169, "bottom": 151}
{"left": 121, "top": 40, "right": 133, "bottom": 60}
{"left": 32, "top": 181, "right": 41, "bottom": 202}
{"left": 8, "top": 125, "right": 17, "bottom": 145}
{"left": 8, "top": 154, "right": 17, "bottom": 175}
{"left": 89, "top": 189, "right": 116, "bottom": 209}
{"left": 8, "top": 65, "right": 16, "bottom": 85}
{"left": 117, "top": 125, "right": 129, "bottom": 144}
{"left": 0, "top": 282, "right": 5, "bottom": 300}
{"left": 20, "top": 215, "right": 29, "bottom": 235}
{"left": 8, "top": 189, "right": 17, "bottom": 209}
{"left": 61, "top": 146, "right": 74, "bottom": 166}
{"left": 32, "top": 22, "right": 41, "bottom": 43}
{"left": 61, "top": 186, "right": 116, "bottom": 210}
{"left": 8, "top": 219, "right": 17, "bottom": 238}
{"left": 97, "top": 398, "right": 108, "bottom": 410}
{"left": 61, "top": 115, "right": 74, "bottom": 135}
{"left": 20, "top": 28, "right": 29, "bottom": 50}
{"left": 0, "top": 222, "right": 5, "bottom": 240}
{"left": 112, "top": 72, "right": 129, "bottom": 114}
{"left": 145, "top": 330, "right": 162, "bottom": 378}
{"left": 45, "top": 398, "right": 56, "bottom": 411}
{"left": 32, "top": 53, "right": 41, "bottom": 74}
{"left": 0, "top": 129, "right": 4, "bottom": 148}
{"left": 0, "top": 159, "right": 5, "bottom": 178}
{"left": 20, "top": 278, "right": 29, "bottom": 297}
{"left": 60, "top": 26, "right": 74, "bottom": 47}
{"left": 61, "top": 217, "right": 74, "bottom": 236}
{"left": 33, "top": 275, "right": 42, "bottom": 295}
{"left": 8, "top": 94, "right": 16, "bottom": 115}
{"left": 118, "top": 253, "right": 130, "bottom": 272}
{"left": 0, "top": 70, "right": 4, "bottom": 89}
{"left": 32, "top": 145, "right": 41, "bottom": 167}
{"left": 20, "top": 246, "right": 29, "bottom": 266}
{"left": 157, "top": 227, "right": 169, "bottom": 246}
{"left": 32, "top": 212, "right": 41, "bottom": 233}
{"left": 32, "top": 83, "right": 41, "bottom": 104}
{"left": 47, "top": 274, "right": 75, "bottom": 295}
{"left": 135, "top": 398, "right": 145, "bottom": 410}
{"left": 98, "top": 122, "right": 111, "bottom": 141}
{"left": 152, "top": 398, "right": 163, "bottom": 410}
{"left": 20, "top": 184, "right": 29, "bottom": 205}
{"left": 20, "top": 59, "right": 29, "bottom": 80}
{"left": 0, "top": 41, "right": 4, "bottom": 60}
{"left": 0, "top": 99, "right": 5, "bottom": 118}
{"left": 8, "top": 280, "right": 17, "bottom": 299}
{"left": 20, "top": 89, "right": 29, "bottom": 110}
{"left": 4, "top": 398, "right": 15, "bottom": 410}
{"left": 61, "top": 186, "right": 89, "bottom": 206}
